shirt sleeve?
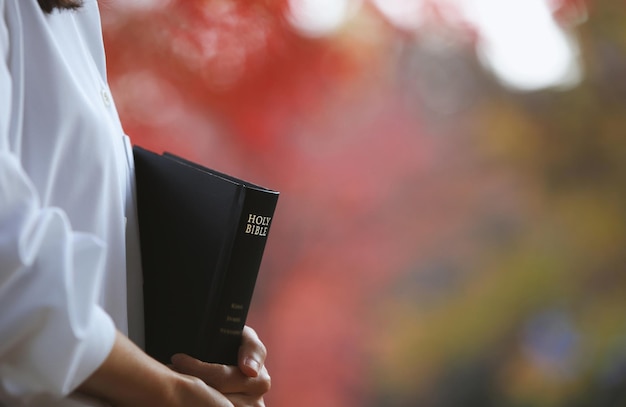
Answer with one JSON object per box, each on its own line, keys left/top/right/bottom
{"left": 0, "top": 2, "right": 116, "bottom": 402}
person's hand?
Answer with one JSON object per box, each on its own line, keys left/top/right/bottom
{"left": 170, "top": 326, "right": 271, "bottom": 407}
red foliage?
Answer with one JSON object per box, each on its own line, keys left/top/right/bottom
{"left": 103, "top": 0, "right": 368, "bottom": 155}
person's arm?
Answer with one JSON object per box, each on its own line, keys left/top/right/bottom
{"left": 77, "top": 331, "right": 234, "bottom": 407}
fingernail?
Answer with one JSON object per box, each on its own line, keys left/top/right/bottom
{"left": 245, "top": 357, "right": 260, "bottom": 374}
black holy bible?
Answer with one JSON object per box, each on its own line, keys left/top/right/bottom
{"left": 133, "top": 146, "right": 279, "bottom": 365}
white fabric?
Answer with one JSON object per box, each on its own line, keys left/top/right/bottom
{"left": 0, "top": 0, "right": 143, "bottom": 405}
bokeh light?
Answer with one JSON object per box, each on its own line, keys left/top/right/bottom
{"left": 286, "top": 0, "right": 362, "bottom": 37}
{"left": 461, "top": 0, "right": 582, "bottom": 90}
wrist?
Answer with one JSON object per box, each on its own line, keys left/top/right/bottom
{"left": 77, "top": 331, "right": 178, "bottom": 407}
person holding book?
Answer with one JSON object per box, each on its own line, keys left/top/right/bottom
{"left": 0, "top": 0, "right": 270, "bottom": 405}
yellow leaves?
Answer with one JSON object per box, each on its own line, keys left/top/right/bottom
{"left": 473, "top": 99, "right": 544, "bottom": 171}
{"left": 550, "top": 188, "right": 626, "bottom": 262}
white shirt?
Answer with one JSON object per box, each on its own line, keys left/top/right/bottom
{"left": 0, "top": 0, "right": 143, "bottom": 405}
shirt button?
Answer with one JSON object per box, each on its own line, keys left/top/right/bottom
{"left": 101, "top": 87, "right": 111, "bottom": 107}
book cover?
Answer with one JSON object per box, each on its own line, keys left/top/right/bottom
{"left": 133, "top": 146, "right": 279, "bottom": 365}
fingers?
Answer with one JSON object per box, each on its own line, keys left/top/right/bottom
{"left": 169, "top": 325, "right": 271, "bottom": 405}
{"left": 238, "top": 326, "right": 267, "bottom": 378}
{"left": 170, "top": 354, "right": 237, "bottom": 392}
{"left": 170, "top": 353, "right": 270, "bottom": 396}
{"left": 174, "top": 373, "right": 235, "bottom": 407}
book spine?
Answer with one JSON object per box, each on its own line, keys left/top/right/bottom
{"left": 200, "top": 186, "right": 278, "bottom": 365}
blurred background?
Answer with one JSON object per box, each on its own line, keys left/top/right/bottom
{"left": 101, "top": 0, "right": 626, "bottom": 405}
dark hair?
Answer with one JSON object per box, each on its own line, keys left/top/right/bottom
{"left": 38, "top": 0, "right": 83, "bottom": 13}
